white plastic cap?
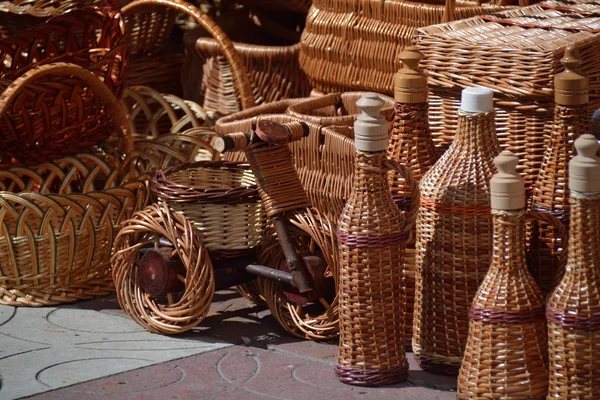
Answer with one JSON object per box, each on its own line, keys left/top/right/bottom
{"left": 569, "top": 134, "right": 600, "bottom": 193}
{"left": 490, "top": 150, "right": 525, "bottom": 210}
{"left": 354, "top": 93, "right": 389, "bottom": 152}
{"left": 460, "top": 87, "right": 494, "bottom": 113}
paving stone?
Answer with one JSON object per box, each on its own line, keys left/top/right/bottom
{"left": 28, "top": 346, "right": 456, "bottom": 400}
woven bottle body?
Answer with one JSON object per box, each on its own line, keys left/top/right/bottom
{"left": 457, "top": 210, "right": 548, "bottom": 399}
{"left": 413, "top": 110, "right": 499, "bottom": 375}
{"left": 547, "top": 193, "right": 600, "bottom": 398}
{"left": 530, "top": 104, "right": 590, "bottom": 296}
{"left": 388, "top": 101, "right": 437, "bottom": 349}
{"left": 335, "top": 151, "right": 409, "bottom": 386}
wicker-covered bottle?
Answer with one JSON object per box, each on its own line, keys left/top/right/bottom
{"left": 529, "top": 45, "right": 590, "bottom": 296}
{"left": 388, "top": 46, "right": 438, "bottom": 349}
{"left": 413, "top": 87, "right": 500, "bottom": 375}
{"left": 335, "top": 93, "right": 414, "bottom": 386}
{"left": 457, "top": 151, "right": 548, "bottom": 399}
{"left": 547, "top": 134, "right": 600, "bottom": 398}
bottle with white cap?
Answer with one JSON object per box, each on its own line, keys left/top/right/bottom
{"left": 547, "top": 134, "right": 600, "bottom": 398}
{"left": 413, "top": 86, "right": 500, "bottom": 375}
{"left": 335, "top": 93, "right": 416, "bottom": 386}
{"left": 388, "top": 47, "right": 438, "bottom": 350}
{"left": 530, "top": 45, "right": 591, "bottom": 296}
{"left": 458, "top": 151, "right": 549, "bottom": 398}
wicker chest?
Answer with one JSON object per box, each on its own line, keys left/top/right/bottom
{"left": 415, "top": 0, "right": 600, "bottom": 185}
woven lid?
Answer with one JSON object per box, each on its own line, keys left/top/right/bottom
{"left": 555, "top": 46, "right": 588, "bottom": 106}
{"left": 394, "top": 46, "right": 428, "bottom": 104}
{"left": 490, "top": 150, "right": 525, "bottom": 210}
{"left": 569, "top": 134, "right": 600, "bottom": 193}
{"left": 354, "top": 93, "right": 389, "bottom": 152}
{"left": 460, "top": 87, "right": 494, "bottom": 113}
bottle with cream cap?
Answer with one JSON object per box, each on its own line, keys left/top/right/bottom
{"left": 413, "top": 86, "right": 500, "bottom": 375}
{"left": 388, "top": 47, "right": 438, "bottom": 350}
{"left": 458, "top": 151, "right": 549, "bottom": 399}
{"left": 530, "top": 45, "right": 591, "bottom": 296}
{"left": 547, "top": 134, "right": 600, "bottom": 398}
{"left": 335, "top": 93, "right": 416, "bottom": 386}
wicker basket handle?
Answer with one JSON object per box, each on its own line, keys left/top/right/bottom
{"left": 442, "top": 0, "right": 456, "bottom": 23}
{"left": 383, "top": 159, "right": 420, "bottom": 235}
{"left": 215, "top": 121, "right": 309, "bottom": 152}
{"left": 526, "top": 209, "right": 569, "bottom": 275}
{"left": 122, "top": 0, "right": 256, "bottom": 110}
{"left": 0, "top": 62, "right": 135, "bottom": 155}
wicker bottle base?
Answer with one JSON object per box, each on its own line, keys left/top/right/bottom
{"left": 334, "top": 364, "right": 409, "bottom": 387}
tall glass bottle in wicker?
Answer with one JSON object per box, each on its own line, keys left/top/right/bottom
{"left": 388, "top": 46, "right": 438, "bottom": 350}
{"left": 335, "top": 93, "right": 411, "bottom": 386}
{"left": 457, "top": 151, "right": 548, "bottom": 399}
{"left": 529, "top": 45, "right": 590, "bottom": 296}
{"left": 413, "top": 87, "right": 500, "bottom": 375}
{"left": 547, "top": 134, "right": 600, "bottom": 398}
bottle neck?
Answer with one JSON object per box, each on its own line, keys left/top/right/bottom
{"left": 566, "top": 193, "right": 600, "bottom": 272}
{"left": 490, "top": 209, "right": 527, "bottom": 273}
{"left": 388, "top": 102, "right": 437, "bottom": 181}
{"left": 353, "top": 150, "right": 390, "bottom": 192}
{"left": 449, "top": 110, "right": 498, "bottom": 154}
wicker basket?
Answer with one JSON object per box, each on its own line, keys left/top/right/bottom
{"left": 415, "top": 1, "right": 600, "bottom": 184}
{"left": 122, "top": 0, "right": 255, "bottom": 108}
{"left": 299, "top": 0, "right": 512, "bottom": 95}
{"left": 151, "top": 161, "right": 266, "bottom": 259}
{"left": 182, "top": 28, "right": 310, "bottom": 116}
{"left": 0, "top": 7, "right": 126, "bottom": 166}
{"left": 0, "top": 64, "right": 150, "bottom": 306}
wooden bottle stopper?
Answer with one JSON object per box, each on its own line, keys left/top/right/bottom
{"left": 555, "top": 45, "right": 588, "bottom": 106}
{"left": 394, "top": 46, "right": 428, "bottom": 104}
{"left": 570, "top": 134, "right": 600, "bottom": 193}
{"left": 490, "top": 150, "right": 525, "bottom": 210}
{"left": 354, "top": 93, "right": 389, "bottom": 152}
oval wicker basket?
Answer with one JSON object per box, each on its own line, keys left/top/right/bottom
{"left": 0, "top": 7, "right": 126, "bottom": 166}
{"left": 151, "top": 161, "right": 266, "bottom": 259}
{"left": 182, "top": 30, "right": 310, "bottom": 116}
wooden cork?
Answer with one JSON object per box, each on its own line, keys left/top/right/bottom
{"left": 394, "top": 46, "right": 428, "bottom": 104}
{"left": 555, "top": 46, "right": 589, "bottom": 106}
{"left": 490, "top": 150, "right": 525, "bottom": 210}
{"left": 570, "top": 134, "right": 600, "bottom": 193}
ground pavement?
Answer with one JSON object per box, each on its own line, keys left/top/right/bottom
{"left": 0, "top": 289, "right": 456, "bottom": 400}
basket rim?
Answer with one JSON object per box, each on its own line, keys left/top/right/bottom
{"left": 151, "top": 160, "right": 261, "bottom": 205}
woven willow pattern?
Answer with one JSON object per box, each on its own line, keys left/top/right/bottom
{"left": 286, "top": 92, "right": 395, "bottom": 126}
{"left": 336, "top": 152, "right": 419, "bottom": 386}
{"left": 457, "top": 210, "right": 561, "bottom": 399}
{"left": 122, "top": 0, "right": 255, "bottom": 110}
{"left": 415, "top": 3, "right": 600, "bottom": 181}
{"left": 183, "top": 33, "right": 310, "bottom": 116}
{"left": 258, "top": 208, "right": 339, "bottom": 340}
{"left": 414, "top": 110, "right": 499, "bottom": 375}
{"left": 0, "top": 152, "right": 149, "bottom": 306}
{"left": 112, "top": 203, "right": 214, "bottom": 334}
{"left": 151, "top": 161, "right": 266, "bottom": 259}
{"left": 0, "top": 8, "right": 126, "bottom": 165}
{"left": 530, "top": 104, "right": 590, "bottom": 295}
{"left": 547, "top": 193, "right": 600, "bottom": 398}
{"left": 121, "top": 85, "right": 214, "bottom": 140}
{"left": 299, "top": 0, "right": 510, "bottom": 95}
{"left": 388, "top": 101, "right": 438, "bottom": 350}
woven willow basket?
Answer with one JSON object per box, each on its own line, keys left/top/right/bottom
{"left": 122, "top": 0, "right": 255, "bottom": 107}
{"left": 182, "top": 30, "right": 310, "bottom": 116}
{"left": 415, "top": 1, "right": 600, "bottom": 184}
{"left": 299, "top": 0, "right": 512, "bottom": 95}
{"left": 0, "top": 7, "right": 126, "bottom": 166}
{"left": 151, "top": 161, "right": 266, "bottom": 259}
